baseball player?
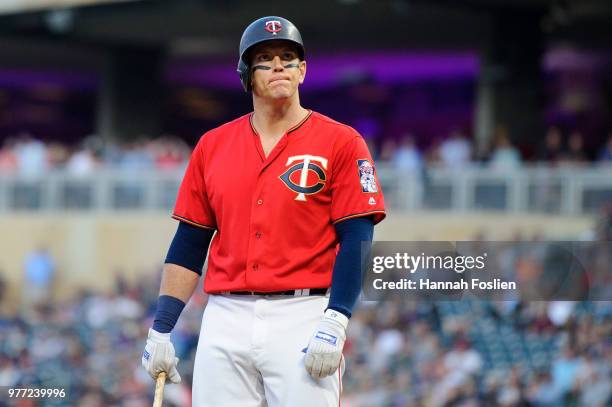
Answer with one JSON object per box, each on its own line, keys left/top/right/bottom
{"left": 142, "top": 16, "right": 385, "bottom": 406}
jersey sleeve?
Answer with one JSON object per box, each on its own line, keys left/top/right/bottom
{"left": 172, "top": 136, "right": 216, "bottom": 230}
{"left": 330, "top": 135, "right": 386, "bottom": 225}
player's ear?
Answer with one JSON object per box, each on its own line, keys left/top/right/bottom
{"left": 298, "top": 60, "right": 307, "bottom": 85}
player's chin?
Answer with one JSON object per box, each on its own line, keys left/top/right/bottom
{"left": 270, "top": 82, "right": 297, "bottom": 93}
{"left": 267, "top": 88, "right": 294, "bottom": 100}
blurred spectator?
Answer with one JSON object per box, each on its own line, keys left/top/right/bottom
{"left": 116, "top": 138, "right": 154, "bottom": 170}
{"left": 46, "top": 141, "right": 70, "bottom": 170}
{"left": 547, "top": 301, "right": 576, "bottom": 327}
{"left": 595, "top": 203, "right": 612, "bottom": 241}
{"left": 429, "top": 337, "right": 483, "bottom": 406}
{"left": 527, "top": 371, "right": 561, "bottom": 406}
{"left": 552, "top": 346, "right": 581, "bottom": 401}
{"left": 0, "top": 137, "right": 18, "bottom": 173}
{"left": 153, "top": 136, "right": 189, "bottom": 170}
{"left": 66, "top": 145, "right": 99, "bottom": 176}
{"left": 14, "top": 133, "right": 48, "bottom": 177}
{"left": 489, "top": 125, "right": 522, "bottom": 170}
{"left": 377, "top": 138, "right": 396, "bottom": 163}
{"left": 392, "top": 133, "right": 423, "bottom": 172}
{"left": 437, "top": 129, "right": 472, "bottom": 169}
{"left": 538, "top": 126, "right": 564, "bottom": 164}
{"left": 443, "top": 337, "right": 483, "bottom": 380}
{"left": 576, "top": 350, "right": 611, "bottom": 407}
{"left": 561, "top": 130, "right": 588, "bottom": 165}
{"left": 597, "top": 131, "right": 612, "bottom": 163}
{"left": 371, "top": 327, "right": 404, "bottom": 372}
{"left": 0, "top": 354, "right": 19, "bottom": 387}
{"left": 496, "top": 367, "right": 530, "bottom": 406}
{"left": 22, "top": 245, "right": 56, "bottom": 307}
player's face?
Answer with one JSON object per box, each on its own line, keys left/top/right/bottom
{"left": 250, "top": 41, "right": 306, "bottom": 100}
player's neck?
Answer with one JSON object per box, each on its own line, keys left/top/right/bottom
{"left": 251, "top": 97, "right": 308, "bottom": 137}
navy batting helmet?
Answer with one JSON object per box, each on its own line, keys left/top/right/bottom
{"left": 237, "top": 16, "right": 305, "bottom": 92}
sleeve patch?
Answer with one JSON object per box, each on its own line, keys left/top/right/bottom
{"left": 357, "top": 159, "right": 378, "bottom": 193}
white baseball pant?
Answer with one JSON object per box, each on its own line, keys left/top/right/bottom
{"left": 192, "top": 294, "right": 343, "bottom": 406}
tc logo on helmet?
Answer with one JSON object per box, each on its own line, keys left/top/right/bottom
{"left": 265, "top": 20, "right": 282, "bottom": 34}
{"left": 280, "top": 155, "right": 328, "bottom": 201}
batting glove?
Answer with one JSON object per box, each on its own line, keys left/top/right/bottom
{"left": 142, "top": 328, "right": 181, "bottom": 384}
{"left": 304, "top": 309, "right": 349, "bottom": 379}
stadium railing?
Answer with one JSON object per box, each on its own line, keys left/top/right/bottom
{"left": 0, "top": 165, "right": 611, "bottom": 214}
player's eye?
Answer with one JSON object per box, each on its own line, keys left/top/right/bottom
{"left": 257, "top": 54, "right": 272, "bottom": 61}
{"left": 282, "top": 52, "right": 296, "bottom": 60}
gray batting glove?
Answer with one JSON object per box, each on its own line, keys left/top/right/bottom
{"left": 304, "top": 309, "right": 348, "bottom": 379}
{"left": 142, "top": 328, "right": 182, "bottom": 384}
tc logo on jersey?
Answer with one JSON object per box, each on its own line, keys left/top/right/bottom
{"left": 265, "top": 20, "right": 282, "bottom": 34}
{"left": 357, "top": 159, "right": 378, "bottom": 193}
{"left": 280, "top": 155, "right": 328, "bottom": 201}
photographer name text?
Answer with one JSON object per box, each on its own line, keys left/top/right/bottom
{"left": 373, "top": 278, "right": 516, "bottom": 291}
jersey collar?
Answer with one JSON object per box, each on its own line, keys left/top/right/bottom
{"left": 249, "top": 109, "right": 313, "bottom": 137}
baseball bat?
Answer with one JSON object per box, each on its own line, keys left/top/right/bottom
{"left": 153, "top": 372, "right": 166, "bottom": 407}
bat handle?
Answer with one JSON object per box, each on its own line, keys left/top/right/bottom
{"left": 153, "top": 372, "right": 167, "bottom": 407}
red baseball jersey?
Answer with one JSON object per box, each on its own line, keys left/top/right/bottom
{"left": 172, "top": 110, "right": 386, "bottom": 293}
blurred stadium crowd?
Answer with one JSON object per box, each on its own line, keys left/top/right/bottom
{"left": 0, "top": 274, "right": 609, "bottom": 407}
{"left": 0, "top": 133, "right": 191, "bottom": 176}
{"left": 1, "top": 125, "right": 612, "bottom": 177}
{"left": 377, "top": 127, "right": 612, "bottom": 171}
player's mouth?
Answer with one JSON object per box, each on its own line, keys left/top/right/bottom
{"left": 269, "top": 77, "right": 290, "bottom": 84}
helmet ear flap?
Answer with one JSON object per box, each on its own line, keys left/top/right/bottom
{"left": 237, "top": 59, "right": 251, "bottom": 92}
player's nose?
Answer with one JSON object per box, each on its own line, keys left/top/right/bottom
{"left": 272, "top": 56, "right": 284, "bottom": 71}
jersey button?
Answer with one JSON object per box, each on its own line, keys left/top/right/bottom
{"left": 252, "top": 264, "right": 259, "bottom": 271}
{"left": 257, "top": 199, "right": 263, "bottom": 205}
{"left": 255, "top": 231, "right": 262, "bottom": 239}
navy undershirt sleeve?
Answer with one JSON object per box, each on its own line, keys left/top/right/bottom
{"left": 153, "top": 222, "right": 214, "bottom": 333}
{"left": 164, "top": 221, "right": 214, "bottom": 275}
{"left": 327, "top": 217, "right": 374, "bottom": 319}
